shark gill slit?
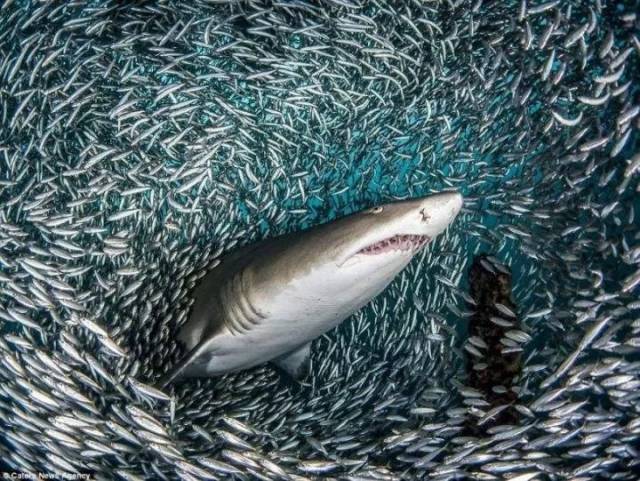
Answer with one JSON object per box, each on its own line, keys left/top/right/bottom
{"left": 239, "top": 267, "right": 265, "bottom": 325}
{"left": 229, "top": 270, "right": 257, "bottom": 335}
{"left": 224, "top": 275, "right": 245, "bottom": 336}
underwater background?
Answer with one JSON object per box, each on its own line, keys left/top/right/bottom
{"left": 0, "top": 0, "right": 639, "bottom": 479}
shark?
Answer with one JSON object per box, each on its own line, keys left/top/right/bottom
{"left": 158, "top": 191, "right": 463, "bottom": 387}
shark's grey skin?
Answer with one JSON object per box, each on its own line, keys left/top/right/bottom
{"left": 159, "top": 191, "right": 463, "bottom": 386}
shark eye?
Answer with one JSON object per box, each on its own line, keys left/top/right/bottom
{"left": 368, "top": 206, "right": 384, "bottom": 214}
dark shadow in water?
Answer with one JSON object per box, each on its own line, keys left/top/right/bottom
{"left": 465, "top": 254, "right": 522, "bottom": 434}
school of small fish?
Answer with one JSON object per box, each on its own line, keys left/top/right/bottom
{"left": 0, "top": 0, "right": 638, "bottom": 479}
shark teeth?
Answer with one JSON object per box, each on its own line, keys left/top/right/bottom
{"left": 358, "top": 235, "right": 430, "bottom": 255}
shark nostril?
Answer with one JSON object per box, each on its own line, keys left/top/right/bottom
{"left": 420, "top": 208, "right": 430, "bottom": 222}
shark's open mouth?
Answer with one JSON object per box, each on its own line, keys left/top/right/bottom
{"left": 357, "top": 234, "right": 430, "bottom": 256}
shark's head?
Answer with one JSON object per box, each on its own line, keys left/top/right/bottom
{"left": 264, "top": 190, "right": 464, "bottom": 320}
{"left": 330, "top": 191, "right": 464, "bottom": 269}
{"left": 246, "top": 191, "right": 463, "bottom": 323}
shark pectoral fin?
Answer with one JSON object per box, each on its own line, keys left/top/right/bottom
{"left": 156, "top": 337, "right": 215, "bottom": 389}
{"left": 272, "top": 342, "right": 312, "bottom": 380}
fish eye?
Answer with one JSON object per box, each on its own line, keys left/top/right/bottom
{"left": 369, "top": 206, "right": 384, "bottom": 214}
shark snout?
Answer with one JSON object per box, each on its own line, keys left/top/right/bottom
{"left": 416, "top": 191, "right": 463, "bottom": 237}
{"left": 336, "top": 191, "right": 463, "bottom": 267}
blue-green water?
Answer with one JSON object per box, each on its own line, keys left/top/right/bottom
{"left": 0, "top": 0, "right": 639, "bottom": 479}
